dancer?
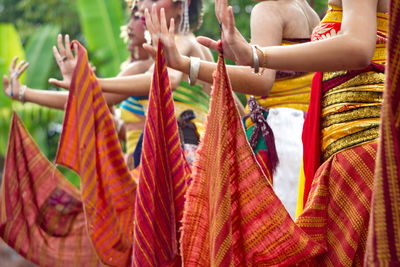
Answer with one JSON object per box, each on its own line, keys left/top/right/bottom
{"left": 143, "top": 0, "right": 320, "bottom": 216}
{"left": 195, "top": 0, "right": 388, "bottom": 264}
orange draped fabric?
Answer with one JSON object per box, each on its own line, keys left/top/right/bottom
{"left": 131, "top": 42, "right": 191, "bottom": 266}
{"left": 365, "top": 0, "right": 400, "bottom": 264}
{"left": 0, "top": 113, "right": 103, "bottom": 267}
{"left": 180, "top": 52, "right": 326, "bottom": 267}
{"left": 55, "top": 41, "right": 137, "bottom": 266}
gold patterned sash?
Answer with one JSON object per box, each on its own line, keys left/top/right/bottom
{"left": 319, "top": 6, "right": 387, "bottom": 161}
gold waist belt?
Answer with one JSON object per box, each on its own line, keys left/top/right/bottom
{"left": 321, "top": 71, "right": 385, "bottom": 160}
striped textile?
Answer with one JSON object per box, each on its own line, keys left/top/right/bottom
{"left": 299, "top": 142, "right": 377, "bottom": 266}
{"left": 55, "top": 41, "right": 137, "bottom": 266}
{"left": 180, "top": 52, "right": 326, "bottom": 266}
{"left": 365, "top": 1, "right": 400, "bottom": 264}
{"left": 131, "top": 42, "right": 191, "bottom": 266}
{"left": 0, "top": 113, "right": 103, "bottom": 267}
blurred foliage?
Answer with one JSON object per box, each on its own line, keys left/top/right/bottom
{"left": 0, "top": 0, "right": 82, "bottom": 43}
{"left": 25, "top": 24, "right": 61, "bottom": 88}
{"left": 77, "top": 0, "right": 128, "bottom": 77}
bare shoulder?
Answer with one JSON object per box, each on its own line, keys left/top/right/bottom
{"left": 252, "top": 1, "right": 285, "bottom": 18}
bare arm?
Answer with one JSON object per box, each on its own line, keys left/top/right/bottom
{"left": 4, "top": 56, "right": 153, "bottom": 109}
{"left": 99, "top": 31, "right": 192, "bottom": 96}
{"left": 201, "top": 0, "right": 379, "bottom": 72}
{"left": 259, "top": 0, "right": 378, "bottom": 72}
{"left": 144, "top": 5, "right": 282, "bottom": 96}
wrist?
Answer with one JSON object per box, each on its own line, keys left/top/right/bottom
{"left": 19, "top": 85, "right": 27, "bottom": 103}
{"left": 178, "top": 56, "right": 191, "bottom": 74}
{"left": 188, "top": 57, "right": 200, "bottom": 86}
{"left": 244, "top": 44, "right": 254, "bottom": 66}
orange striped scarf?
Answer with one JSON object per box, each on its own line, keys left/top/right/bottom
{"left": 131, "top": 42, "right": 191, "bottom": 266}
{"left": 55, "top": 41, "right": 137, "bottom": 266}
{"left": 365, "top": 1, "right": 400, "bottom": 264}
{"left": 180, "top": 52, "right": 326, "bottom": 266}
{"left": 0, "top": 113, "right": 103, "bottom": 266}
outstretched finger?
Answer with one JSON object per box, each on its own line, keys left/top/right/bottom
{"left": 48, "top": 78, "right": 68, "bottom": 89}
{"left": 216, "top": 0, "right": 229, "bottom": 22}
{"left": 9, "top": 57, "right": 18, "bottom": 73}
{"left": 65, "top": 34, "right": 74, "bottom": 59}
{"left": 160, "top": 8, "right": 168, "bottom": 35}
{"left": 57, "top": 34, "right": 66, "bottom": 57}
{"left": 19, "top": 62, "right": 30, "bottom": 75}
{"left": 169, "top": 18, "right": 175, "bottom": 37}
{"left": 227, "top": 6, "right": 236, "bottom": 35}
{"left": 197, "top": 36, "right": 220, "bottom": 52}
{"left": 73, "top": 42, "right": 79, "bottom": 58}
{"left": 15, "top": 60, "right": 27, "bottom": 74}
{"left": 53, "top": 46, "right": 62, "bottom": 67}
{"left": 151, "top": 4, "right": 160, "bottom": 33}
{"left": 144, "top": 8, "right": 155, "bottom": 34}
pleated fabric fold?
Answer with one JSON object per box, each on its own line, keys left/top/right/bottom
{"left": 0, "top": 113, "right": 103, "bottom": 267}
{"left": 131, "top": 42, "right": 191, "bottom": 267}
{"left": 55, "top": 41, "right": 137, "bottom": 267}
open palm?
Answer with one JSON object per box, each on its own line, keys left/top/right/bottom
{"left": 143, "top": 6, "right": 185, "bottom": 70}
{"left": 2, "top": 57, "right": 29, "bottom": 100}
{"left": 197, "top": 0, "right": 252, "bottom": 66}
{"left": 48, "top": 34, "right": 78, "bottom": 89}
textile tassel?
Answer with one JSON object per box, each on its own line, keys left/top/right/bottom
{"left": 262, "top": 120, "right": 279, "bottom": 174}
{"left": 243, "top": 96, "right": 279, "bottom": 173}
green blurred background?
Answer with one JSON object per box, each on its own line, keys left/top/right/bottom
{"left": 0, "top": 0, "right": 328, "bottom": 187}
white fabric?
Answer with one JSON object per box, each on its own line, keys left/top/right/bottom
{"left": 267, "top": 107, "right": 304, "bottom": 218}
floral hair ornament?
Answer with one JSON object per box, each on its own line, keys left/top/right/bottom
{"left": 125, "top": 0, "right": 137, "bottom": 11}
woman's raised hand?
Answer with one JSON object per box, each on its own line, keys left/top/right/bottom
{"left": 143, "top": 6, "right": 185, "bottom": 69}
{"left": 2, "top": 56, "right": 29, "bottom": 100}
{"left": 197, "top": 0, "right": 252, "bottom": 66}
{"left": 48, "top": 34, "right": 78, "bottom": 89}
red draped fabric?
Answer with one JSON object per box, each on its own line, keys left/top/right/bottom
{"left": 365, "top": 0, "right": 400, "bottom": 264}
{"left": 301, "top": 72, "right": 323, "bottom": 205}
{"left": 0, "top": 113, "right": 103, "bottom": 266}
{"left": 131, "top": 42, "right": 191, "bottom": 266}
{"left": 55, "top": 41, "right": 137, "bottom": 266}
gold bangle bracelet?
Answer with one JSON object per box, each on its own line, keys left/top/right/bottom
{"left": 254, "top": 45, "right": 267, "bottom": 69}
{"left": 253, "top": 45, "right": 266, "bottom": 75}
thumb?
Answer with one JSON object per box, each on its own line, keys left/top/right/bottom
{"left": 143, "top": 43, "right": 157, "bottom": 58}
{"left": 196, "top": 36, "right": 220, "bottom": 52}
{"left": 48, "top": 78, "right": 69, "bottom": 89}
{"left": 3, "top": 75, "right": 10, "bottom": 90}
